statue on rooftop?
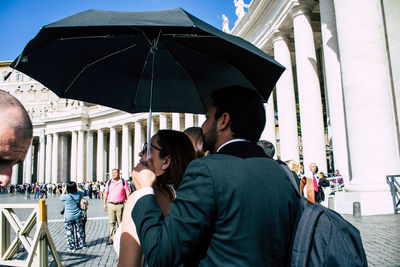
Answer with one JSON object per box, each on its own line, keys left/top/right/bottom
{"left": 222, "top": 14, "right": 230, "bottom": 33}
{"left": 234, "top": 0, "right": 250, "bottom": 21}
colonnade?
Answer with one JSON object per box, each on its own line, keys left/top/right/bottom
{"left": 240, "top": 0, "right": 400, "bottom": 214}
{"left": 13, "top": 113, "right": 205, "bottom": 185}
{"left": 257, "top": 1, "right": 400, "bottom": 184}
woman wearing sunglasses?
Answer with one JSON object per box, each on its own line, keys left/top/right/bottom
{"left": 116, "top": 129, "right": 196, "bottom": 267}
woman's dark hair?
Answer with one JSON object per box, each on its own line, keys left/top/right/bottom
{"left": 154, "top": 130, "right": 196, "bottom": 190}
{"left": 210, "top": 86, "right": 265, "bottom": 143}
{"left": 183, "top": 127, "right": 206, "bottom": 158}
{"left": 66, "top": 181, "right": 77, "bottom": 193}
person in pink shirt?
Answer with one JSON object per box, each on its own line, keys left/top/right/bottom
{"left": 103, "top": 168, "right": 130, "bottom": 245}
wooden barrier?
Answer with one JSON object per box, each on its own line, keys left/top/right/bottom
{"left": 0, "top": 199, "right": 64, "bottom": 266}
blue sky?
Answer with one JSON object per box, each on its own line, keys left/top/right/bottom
{"left": 0, "top": 0, "right": 240, "bottom": 61}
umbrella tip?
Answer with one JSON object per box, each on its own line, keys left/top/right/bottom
{"left": 3, "top": 72, "right": 11, "bottom": 81}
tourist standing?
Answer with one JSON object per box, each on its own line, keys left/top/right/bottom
{"left": 61, "top": 181, "right": 86, "bottom": 252}
{"left": 103, "top": 168, "right": 129, "bottom": 245}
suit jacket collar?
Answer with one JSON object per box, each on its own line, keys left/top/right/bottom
{"left": 217, "top": 141, "right": 268, "bottom": 159}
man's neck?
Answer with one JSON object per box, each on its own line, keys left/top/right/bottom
{"left": 113, "top": 177, "right": 120, "bottom": 182}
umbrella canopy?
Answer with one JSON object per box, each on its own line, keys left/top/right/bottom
{"left": 11, "top": 8, "right": 284, "bottom": 114}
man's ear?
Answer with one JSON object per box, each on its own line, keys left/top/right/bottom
{"left": 217, "top": 112, "right": 231, "bottom": 131}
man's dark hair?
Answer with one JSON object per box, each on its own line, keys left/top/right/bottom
{"left": 257, "top": 140, "right": 275, "bottom": 158}
{"left": 0, "top": 89, "right": 33, "bottom": 139}
{"left": 210, "top": 86, "right": 265, "bottom": 143}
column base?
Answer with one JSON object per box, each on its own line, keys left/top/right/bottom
{"left": 321, "top": 184, "right": 394, "bottom": 216}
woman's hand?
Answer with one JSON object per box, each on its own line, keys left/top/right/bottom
{"left": 131, "top": 162, "right": 156, "bottom": 190}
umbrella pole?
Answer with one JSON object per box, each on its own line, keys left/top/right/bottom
{"left": 146, "top": 39, "right": 158, "bottom": 159}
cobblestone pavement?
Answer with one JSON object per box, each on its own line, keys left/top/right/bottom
{"left": 1, "top": 193, "right": 399, "bottom": 266}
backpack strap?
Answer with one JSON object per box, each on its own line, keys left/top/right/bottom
{"left": 290, "top": 202, "right": 324, "bottom": 267}
{"left": 279, "top": 162, "right": 301, "bottom": 197}
{"left": 68, "top": 193, "right": 81, "bottom": 210}
{"left": 108, "top": 179, "right": 125, "bottom": 187}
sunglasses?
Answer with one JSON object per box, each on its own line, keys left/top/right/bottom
{"left": 141, "top": 142, "right": 163, "bottom": 154}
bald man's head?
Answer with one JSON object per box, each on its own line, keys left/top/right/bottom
{"left": 0, "top": 90, "right": 33, "bottom": 186}
{"left": 0, "top": 90, "right": 33, "bottom": 139}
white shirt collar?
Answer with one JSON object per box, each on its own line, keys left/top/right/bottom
{"left": 216, "top": 138, "right": 249, "bottom": 152}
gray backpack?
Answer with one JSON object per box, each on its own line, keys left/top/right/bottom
{"left": 280, "top": 164, "right": 368, "bottom": 267}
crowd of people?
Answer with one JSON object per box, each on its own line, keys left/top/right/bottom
{"left": 1, "top": 87, "right": 347, "bottom": 266}
{"left": 0, "top": 181, "right": 136, "bottom": 200}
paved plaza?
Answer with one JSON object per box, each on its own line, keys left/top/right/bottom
{"left": 1, "top": 193, "right": 399, "bottom": 266}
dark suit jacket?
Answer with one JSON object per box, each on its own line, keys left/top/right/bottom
{"left": 132, "top": 141, "right": 298, "bottom": 267}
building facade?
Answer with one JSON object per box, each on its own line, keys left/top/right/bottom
{"left": 231, "top": 0, "right": 400, "bottom": 215}
{"left": 1, "top": 0, "right": 399, "bottom": 215}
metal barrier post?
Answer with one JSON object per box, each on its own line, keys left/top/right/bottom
{"left": 353, "top": 202, "right": 361, "bottom": 217}
{"left": 386, "top": 175, "right": 400, "bottom": 214}
{"left": 328, "top": 197, "right": 335, "bottom": 210}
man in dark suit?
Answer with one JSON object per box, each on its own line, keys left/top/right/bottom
{"left": 131, "top": 86, "right": 298, "bottom": 266}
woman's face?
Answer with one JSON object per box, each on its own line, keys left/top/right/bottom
{"left": 139, "top": 135, "right": 168, "bottom": 176}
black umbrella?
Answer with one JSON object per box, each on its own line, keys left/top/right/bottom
{"left": 10, "top": 8, "right": 284, "bottom": 114}
{"left": 10, "top": 8, "right": 284, "bottom": 153}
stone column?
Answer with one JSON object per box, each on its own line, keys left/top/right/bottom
{"left": 260, "top": 93, "right": 277, "bottom": 158}
{"left": 159, "top": 114, "right": 167, "bottom": 130}
{"left": 172, "top": 113, "right": 180, "bottom": 131}
{"left": 292, "top": 4, "right": 327, "bottom": 176}
{"left": 272, "top": 32, "right": 300, "bottom": 163}
{"left": 11, "top": 164, "right": 19, "bottom": 185}
{"left": 134, "top": 122, "right": 142, "bottom": 165}
{"left": 334, "top": 0, "right": 400, "bottom": 187}
{"left": 198, "top": 114, "right": 206, "bottom": 127}
{"left": 59, "top": 135, "right": 69, "bottom": 183}
{"left": 86, "top": 131, "right": 94, "bottom": 182}
{"left": 45, "top": 134, "right": 52, "bottom": 184}
{"left": 77, "top": 130, "right": 85, "bottom": 183}
{"left": 38, "top": 130, "right": 46, "bottom": 183}
{"left": 184, "top": 113, "right": 194, "bottom": 130}
{"left": 51, "top": 133, "right": 59, "bottom": 183}
{"left": 24, "top": 144, "right": 33, "bottom": 184}
{"left": 109, "top": 127, "right": 117, "bottom": 171}
{"left": 319, "top": 0, "right": 350, "bottom": 182}
{"left": 23, "top": 160, "right": 27, "bottom": 184}
{"left": 70, "top": 131, "right": 77, "bottom": 180}
{"left": 96, "top": 129, "right": 104, "bottom": 181}
{"left": 122, "top": 124, "right": 130, "bottom": 180}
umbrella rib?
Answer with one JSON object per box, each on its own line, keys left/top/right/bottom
{"left": 63, "top": 43, "right": 137, "bottom": 95}
{"left": 163, "top": 44, "right": 207, "bottom": 112}
{"left": 132, "top": 48, "right": 152, "bottom": 110}
{"left": 132, "top": 30, "right": 162, "bottom": 111}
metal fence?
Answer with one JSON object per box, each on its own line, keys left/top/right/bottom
{"left": 386, "top": 175, "right": 400, "bottom": 214}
